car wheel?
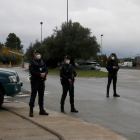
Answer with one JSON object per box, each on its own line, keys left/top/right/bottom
{"left": 91, "top": 68, "right": 95, "bottom": 70}
{"left": 0, "top": 90, "right": 4, "bottom": 108}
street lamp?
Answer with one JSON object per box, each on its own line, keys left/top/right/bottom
{"left": 101, "top": 34, "right": 103, "bottom": 67}
{"left": 67, "top": 0, "right": 68, "bottom": 25}
{"left": 40, "top": 22, "right": 43, "bottom": 42}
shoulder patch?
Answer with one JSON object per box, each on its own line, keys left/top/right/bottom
{"left": 29, "top": 63, "right": 31, "bottom": 66}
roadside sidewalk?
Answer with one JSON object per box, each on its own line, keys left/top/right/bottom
{"left": 0, "top": 108, "right": 59, "bottom": 140}
{"left": 2, "top": 101, "right": 129, "bottom": 140}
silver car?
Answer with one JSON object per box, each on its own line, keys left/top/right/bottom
{"left": 75, "top": 62, "right": 101, "bottom": 70}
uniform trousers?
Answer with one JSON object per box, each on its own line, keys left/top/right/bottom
{"left": 60, "top": 83, "right": 74, "bottom": 106}
{"left": 29, "top": 80, "right": 45, "bottom": 107}
{"left": 107, "top": 73, "right": 117, "bottom": 94}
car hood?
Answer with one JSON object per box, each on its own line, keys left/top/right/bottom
{"left": 0, "top": 68, "right": 17, "bottom": 84}
{"left": 0, "top": 68, "right": 17, "bottom": 76}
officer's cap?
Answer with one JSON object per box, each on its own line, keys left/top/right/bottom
{"left": 64, "top": 55, "right": 71, "bottom": 59}
{"left": 110, "top": 53, "right": 115, "bottom": 56}
{"left": 33, "top": 50, "right": 40, "bottom": 55}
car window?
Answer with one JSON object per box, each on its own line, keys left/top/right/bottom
{"left": 86, "top": 63, "right": 94, "bottom": 65}
{"left": 79, "top": 63, "right": 86, "bottom": 66}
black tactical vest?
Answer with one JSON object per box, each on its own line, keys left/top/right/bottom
{"left": 32, "top": 59, "right": 46, "bottom": 73}
{"left": 29, "top": 59, "right": 47, "bottom": 81}
{"left": 63, "top": 64, "right": 72, "bottom": 79}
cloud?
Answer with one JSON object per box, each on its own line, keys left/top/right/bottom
{"left": 70, "top": 0, "right": 140, "bottom": 58}
{"left": 0, "top": 0, "right": 140, "bottom": 58}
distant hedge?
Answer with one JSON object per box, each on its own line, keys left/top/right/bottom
{"left": 0, "top": 53, "right": 16, "bottom": 64}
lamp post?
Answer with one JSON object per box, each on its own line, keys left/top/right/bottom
{"left": 101, "top": 34, "right": 103, "bottom": 67}
{"left": 40, "top": 22, "right": 43, "bottom": 42}
{"left": 67, "top": 0, "right": 68, "bottom": 25}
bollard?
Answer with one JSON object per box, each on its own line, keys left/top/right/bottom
{"left": 9, "top": 62, "right": 11, "bottom": 68}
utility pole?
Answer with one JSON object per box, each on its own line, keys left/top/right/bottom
{"left": 101, "top": 34, "right": 103, "bottom": 67}
{"left": 67, "top": 0, "right": 68, "bottom": 25}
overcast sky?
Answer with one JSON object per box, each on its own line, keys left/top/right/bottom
{"left": 0, "top": 0, "right": 140, "bottom": 58}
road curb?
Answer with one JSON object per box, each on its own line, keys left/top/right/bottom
{"left": 2, "top": 107, "right": 65, "bottom": 140}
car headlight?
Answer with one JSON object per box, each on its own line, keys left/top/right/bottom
{"left": 9, "top": 76, "right": 17, "bottom": 83}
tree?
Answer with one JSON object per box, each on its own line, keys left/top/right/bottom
{"left": 1, "top": 46, "right": 22, "bottom": 63}
{"left": 26, "top": 20, "right": 100, "bottom": 67}
{"left": 0, "top": 42, "right": 3, "bottom": 52}
{"left": 122, "top": 58, "right": 125, "bottom": 63}
{"left": 97, "top": 54, "right": 107, "bottom": 66}
{"left": 5, "top": 33, "right": 23, "bottom": 50}
{"left": 25, "top": 43, "right": 34, "bottom": 61}
{"left": 0, "top": 42, "right": 3, "bottom": 48}
{"left": 0, "top": 53, "right": 16, "bottom": 64}
{"left": 51, "top": 20, "right": 100, "bottom": 63}
{"left": 107, "top": 53, "right": 120, "bottom": 63}
{"left": 102, "top": 54, "right": 108, "bottom": 67}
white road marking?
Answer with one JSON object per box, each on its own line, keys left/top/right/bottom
{"left": 25, "top": 77, "right": 30, "bottom": 82}
{"left": 16, "top": 94, "right": 30, "bottom": 97}
{"left": 44, "top": 91, "right": 51, "bottom": 95}
{"left": 4, "top": 96, "right": 12, "bottom": 99}
{"left": 4, "top": 91, "right": 50, "bottom": 99}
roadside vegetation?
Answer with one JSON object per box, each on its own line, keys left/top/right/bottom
{"left": 48, "top": 67, "right": 107, "bottom": 77}
{"left": 25, "top": 20, "right": 100, "bottom": 68}
{"left": 0, "top": 33, "right": 24, "bottom": 65}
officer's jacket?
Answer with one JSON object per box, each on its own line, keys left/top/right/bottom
{"left": 60, "top": 63, "right": 76, "bottom": 83}
{"left": 106, "top": 59, "right": 119, "bottom": 74}
{"left": 29, "top": 59, "right": 48, "bottom": 81}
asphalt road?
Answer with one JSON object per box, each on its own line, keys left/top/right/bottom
{"left": 6, "top": 66, "right": 140, "bottom": 140}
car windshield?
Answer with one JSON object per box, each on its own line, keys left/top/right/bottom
{"left": 86, "top": 63, "right": 95, "bottom": 65}
{"left": 79, "top": 62, "right": 99, "bottom": 66}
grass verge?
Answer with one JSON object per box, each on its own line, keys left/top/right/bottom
{"left": 48, "top": 68, "right": 107, "bottom": 77}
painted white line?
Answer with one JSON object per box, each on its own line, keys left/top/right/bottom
{"left": 25, "top": 77, "right": 30, "bottom": 82}
{"left": 16, "top": 94, "right": 30, "bottom": 97}
{"left": 4, "top": 96, "right": 12, "bottom": 99}
{"left": 14, "top": 101, "right": 27, "bottom": 105}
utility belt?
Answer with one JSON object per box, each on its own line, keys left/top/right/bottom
{"left": 108, "top": 72, "right": 117, "bottom": 75}
{"left": 60, "top": 78, "right": 75, "bottom": 85}
{"left": 30, "top": 76, "right": 46, "bottom": 83}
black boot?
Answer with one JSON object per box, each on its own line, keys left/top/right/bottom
{"left": 29, "top": 107, "right": 33, "bottom": 117}
{"left": 113, "top": 93, "right": 120, "bottom": 97}
{"left": 39, "top": 107, "right": 49, "bottom": 115}
{"left": 61, "top": 105, "right": 66, "bottom": 114}
{"left": 71, "top": 105, "right": 78, "bottom": 113}
{"left": 106, "top": 93, "right": 109, "bottom": 98}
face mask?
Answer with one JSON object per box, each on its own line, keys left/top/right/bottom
{"left": 36, "top": 54, "right": 41, "bottom": 59}
{"left": 112, "top": 57, "right": 115, "bottom": 60}
{"left": 66, "top": 60, "right": 70, "bottom": 64}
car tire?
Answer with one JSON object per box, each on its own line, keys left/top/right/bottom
{"left": 0, "top": 90, "right": 4, "bottom": 108}
{"left": 91, "top": 68, "right": 95, "bottom": 70}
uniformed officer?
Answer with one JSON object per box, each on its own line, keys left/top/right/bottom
{"left": 60, "top": 55, "right": 78, "bottom": 114}
{"left": 29, "top": 50, "right": 49, "bottom": 117}
{"left": 106, "top": 53, "right": 120, "bottom": 98}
